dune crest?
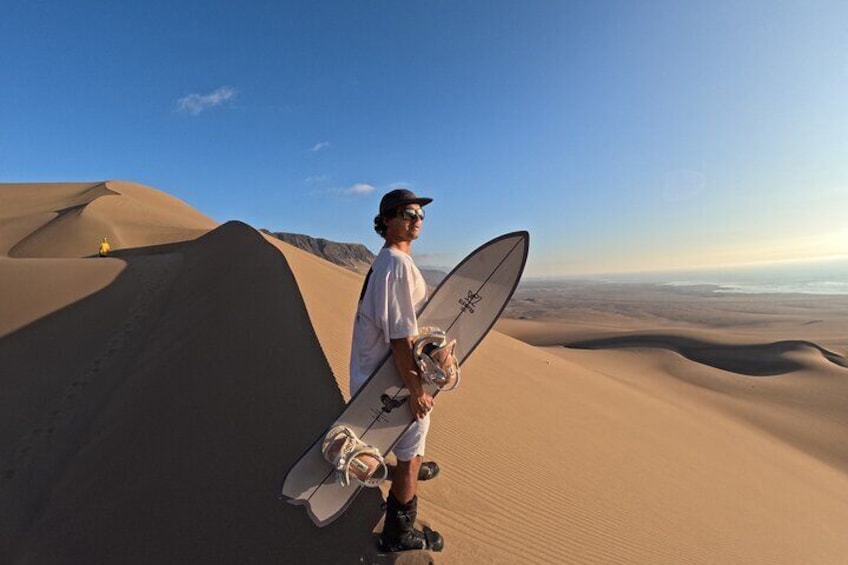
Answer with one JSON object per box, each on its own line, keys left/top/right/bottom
{"left": 0, "top": 181, "right": 217, "bottom": 258}
{"left": 567, "top": 334, "right": 848, "bottom": 375}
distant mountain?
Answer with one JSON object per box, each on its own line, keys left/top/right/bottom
{"left": 262, "top": 230, "right": 449, "bottom": 287}
{"left": 420, "top": 268, "right": 448, "bottom": 288}
{"left": 262, "top": 231, "right": 375, "bottom": 273}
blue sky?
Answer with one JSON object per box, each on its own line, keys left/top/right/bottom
{"left": 2, "top": 1, "right": 846, "bottom": 275}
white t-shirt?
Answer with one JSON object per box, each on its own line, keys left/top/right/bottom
{"left": 349, "top": 247, "right": 427, "bottom": 394}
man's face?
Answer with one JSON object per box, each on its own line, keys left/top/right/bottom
{"left": 384, "top": 204, "right": 424, "bottom": 243}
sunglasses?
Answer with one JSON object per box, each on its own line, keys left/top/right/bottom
{"left": 397, "top": 207, "right": 425, "bottom": 221}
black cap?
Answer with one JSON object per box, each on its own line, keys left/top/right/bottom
{"left": 379, "top": 189, "right": 433, "bottom": 216}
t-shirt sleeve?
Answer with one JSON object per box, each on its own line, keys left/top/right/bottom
{"left": 372, "top": 256, "right": 419, "bottom": 342}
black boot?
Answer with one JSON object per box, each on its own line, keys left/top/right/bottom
{"left": 418, "top": 461, "right": 440, "bottom": 481}
{"left": 378, "top": 492, "right": 444, "bottom": 553}
{"left": 387, "top": 460, "right": 441, "bottom": 482}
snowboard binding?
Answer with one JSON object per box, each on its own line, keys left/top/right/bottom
{"left": 413, "top": 327, "right": 461, "bottom": 391}
{"left": 321, "top": 425, "right": 388, "bottom": 488}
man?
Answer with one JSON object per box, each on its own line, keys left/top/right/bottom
{"left": 350, "top": 189, "right": 444, "bottom": 552}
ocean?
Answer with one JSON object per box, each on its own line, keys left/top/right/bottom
{"left": 585, "top": 257, "right": 848, "bottom": 296}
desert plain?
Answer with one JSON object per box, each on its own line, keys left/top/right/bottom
{"left": 2, "top": 181, "right": 847, "bottom": 564}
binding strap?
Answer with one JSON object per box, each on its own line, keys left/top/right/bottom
{"left": 414, "top": 326, "right": 461, "bottom": 391}
{"left": 321, "top": 425, "right": 388, "bottom": 488}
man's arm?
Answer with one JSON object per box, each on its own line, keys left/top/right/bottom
{"left": 390, "top": 337, "right": 434, "bottom": 420}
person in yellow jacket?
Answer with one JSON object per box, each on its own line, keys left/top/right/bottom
{"left": 99, "top": 237, "right": 111, "bottom": 257}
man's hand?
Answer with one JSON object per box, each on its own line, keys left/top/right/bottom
{"left": 390, "top": 336, "right": 435, "bottom": 420}
{"left": 410, "top": 390, "right": 435, "bottom": 420}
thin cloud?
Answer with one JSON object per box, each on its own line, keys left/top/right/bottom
{"left": 345, "top": 183, "right": 376, "bottom": 195}
{"left": 305, "top": 174, "right": 330, "bottom": 184}
{"left": 177, "top": 86, "right": 237, "bottom": 115}
{"left": 662, "top": 169, "right": 707, "bottom": 203}
{"left": 308, "top": 182, "right": 377, "bottom": 197}
{"left": 312, "top": 141, "right": 330, "bottom": 152}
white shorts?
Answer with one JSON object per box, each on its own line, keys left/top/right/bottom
{"left": 350, "top": 375, "right": 431, "bottom": 461}
{"left": 392, "top": 412, "right": 430, "bottom": 461}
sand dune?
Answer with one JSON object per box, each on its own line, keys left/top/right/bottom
{"left": 1, "top": 218, "right": 385, "bottom": 562}
{"left": 0, "top": 181, "right": 216, "bottom": 258}
{"left": 504, "top": 279, "right": 848, "bottom": 354}
{"left": 568, "top": 334, "right": 847, "bottom": 375}
{"left": 2, "top": 181, "right": 848, "bottom": 564}
{"left": 500, "top": 318, "right": 848, "bottom": 480}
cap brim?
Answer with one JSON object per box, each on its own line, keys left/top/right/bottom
{"left": 381, "top": 197, "right": 433, "bottom": 215}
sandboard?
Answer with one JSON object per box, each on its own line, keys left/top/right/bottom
{"left": 280, "top": 231, "right": 529, "bottom": 527}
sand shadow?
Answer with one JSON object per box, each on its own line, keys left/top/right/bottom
{"left": 1, "top": 221, "right": 387, "bottom": 563}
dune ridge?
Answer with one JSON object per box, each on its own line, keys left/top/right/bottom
{"left": 3, "top": 181, "right": 848, "bottom": 563}
{"left": 1, "top": 181, "right": 216, "bottom": 258}
{"left": 499, "top": 318, "right": 848, "bottom": 478}
{"left": 567, "top": 335, "right": 848, "bottom": 375}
